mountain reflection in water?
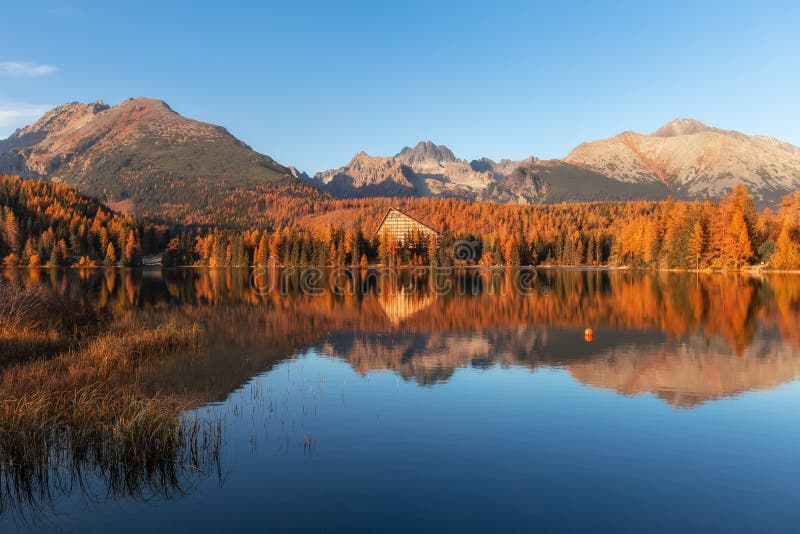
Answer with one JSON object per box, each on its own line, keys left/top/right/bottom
{"left": 4, "top": 267, "right": 800, "bottom": 408}
{"left": 3, "top": 267, "right": 800, "bottom": 532}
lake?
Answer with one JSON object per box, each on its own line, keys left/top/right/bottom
{"left": 2, "top": 268, "right": 800, "bottom": 532}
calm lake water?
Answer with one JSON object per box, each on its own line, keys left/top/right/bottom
{"left": 2, "top": 268, "right": 800, "bottom": 532}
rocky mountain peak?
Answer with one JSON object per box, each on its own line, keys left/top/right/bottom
{"left": 652, "top": 118, "right": 712, "bottom": 137}
{"left": 395, "top": 140, "right": 457, "bottom": 166}
{"left": 118, "top": 97, "right": 175, "bottom": 113}
{"left": 13, "top": 100, "right": 110, "bottom": 140}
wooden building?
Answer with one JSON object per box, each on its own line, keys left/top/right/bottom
{"left": 375, "top": 208, "right": 440, "bottom": 245}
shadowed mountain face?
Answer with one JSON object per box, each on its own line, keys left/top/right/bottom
{"left": 478, "top": 160, "right": 670, "bottom": 203}
{"left": 565, "top": 118, "right": 800, "bottom": 206}
{"left": 0, "top": 98, "right": 308, "bottom": 223}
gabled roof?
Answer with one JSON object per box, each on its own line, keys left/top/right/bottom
{"left": 374, "top": 207, "right": 441, "bottom": 238}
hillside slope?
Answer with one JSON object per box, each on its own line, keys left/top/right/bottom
{"left": 0, "top": 174, "right": 163, "bottom": 266}
{"left": 0, "top": 98, "right": 318, "bottom": 225}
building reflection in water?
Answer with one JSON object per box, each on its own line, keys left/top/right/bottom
{"left": 4, "top": 267, "right": 800, "bottom": 408}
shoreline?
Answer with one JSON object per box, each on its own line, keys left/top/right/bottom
{"left": 3, "top": 265, "right": 800, "bottom": 274}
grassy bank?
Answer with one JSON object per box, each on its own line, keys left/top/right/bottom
{"left": 0, "top": 281, "right": 222, "bottom": 521}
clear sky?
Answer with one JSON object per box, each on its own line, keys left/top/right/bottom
{"left": 1, "top": 0, "right": 798, "bottom": 173}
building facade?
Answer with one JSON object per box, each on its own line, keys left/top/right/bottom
{"left": 375, "top": 208, "right": 440, "bottom": 245}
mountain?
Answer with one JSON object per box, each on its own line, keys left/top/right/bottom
{"left": 395, "top": 140, "right": 457, "bottom": 167}
{"left": 309, "top": 121, "right": 800, "bottom": 207}
{"left": 0, "top": 98, "right": 313, "bottom": 225}
{"left": 312, "top": 151, "right": 418, "bottom": 198}
{"left": 308, "top": 141, "right": 497, "bottom": 199}
{"left": 5, "top": 103, "right": 798, "bottom": 217}
{"left": 310, "top": 140, "right": 669, "bottom": 203}
{"left": 565, "top": 118, "right": 800, "bottom": 205}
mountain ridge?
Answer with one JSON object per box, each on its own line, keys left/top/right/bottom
{"left": 307, "top": 137, "right": 674, "bottom": 204}
{"left": 565, "top": 119, "right": 800, "bottom": 204}
{"left": 304, "top": 118, "right": 800, "bottom": 207}
{"left": 3, "top": 101, "right": 799, "bottom": 214}
{"left": 0, "top": 97, "right": 311, "bottom": 225}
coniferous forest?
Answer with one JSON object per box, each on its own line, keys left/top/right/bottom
{"left": 0, "top": 175, "right": 167, "bottom": 267}
{"left": 3, "top": 173, "right": 800, "bottom": 270}
{"left": 163, "top": 184, "right": 800, "bottom": 270}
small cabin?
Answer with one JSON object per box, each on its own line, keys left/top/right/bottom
{"left": 375, "top": 208, "right": 440, "bottom": 245}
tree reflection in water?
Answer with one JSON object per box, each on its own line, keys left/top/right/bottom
{"left": 2, "top": 267, "right": 800, "bottom": 521}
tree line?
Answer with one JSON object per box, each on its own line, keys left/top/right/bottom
{"left": 163, "top": 184, "right": 800, "bottom": 269}
{"left": 3, "top": 172, "right": 800, "bottom": 270}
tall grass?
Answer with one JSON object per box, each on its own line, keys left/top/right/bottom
{"left": 0, "top": 387, "right": 223, "bottom": 521}
{"left": 0, "top": 281, "right": 104, "bottom": 364}
{"left": 3, "top": 322, "right": 205, "bottom": 393}
{"left": 0, "top": 283, "right": 52, "bottom": 330}
{"left": 0, "top": 280, "right": 223, "bottom": 523}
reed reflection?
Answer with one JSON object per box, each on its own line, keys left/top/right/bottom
{"left": 3, "top": 268, "right": 800, "bottom": 407}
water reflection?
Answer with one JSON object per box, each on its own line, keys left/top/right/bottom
{"left": 3, "top": 268, "right": 800, "bottom": 530}
{"left": 3, "top": 267, "right": 800, "bottom": 408}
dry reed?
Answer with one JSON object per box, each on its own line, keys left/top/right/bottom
{"left": 0, "top": 282, "right": 222, "bottom": 523}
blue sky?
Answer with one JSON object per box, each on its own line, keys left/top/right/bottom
{"left": 1, "top": 0, "right": 799, "bottom": 173}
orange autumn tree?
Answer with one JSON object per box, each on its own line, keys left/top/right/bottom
{"left": 708, "top": 185, "right": 758, "bottom": 268}
{"left": 724, "top": 211, "right": 754, "bottom": 268}
{"left": 772, "top": 191, "right": 800, "bottom": 270}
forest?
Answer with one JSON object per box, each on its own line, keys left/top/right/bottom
{"left": 2, "top": 173, "right": 800, "bottom": 270}
{"left": 164, "top": 184, "right": 800, "bottom": 270}
{"left": 0, "top": 175, "right": 168, "bottom": 267}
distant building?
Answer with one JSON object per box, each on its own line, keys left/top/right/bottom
{"left": 375, "top": 208, "right": 440, "bottom": 245}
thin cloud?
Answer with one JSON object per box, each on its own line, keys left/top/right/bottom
{"left": 0, "top": 61, "right": 58, "bottom": 76}
{"left": 0, "top": 102, "right": 51, "bottom": 136}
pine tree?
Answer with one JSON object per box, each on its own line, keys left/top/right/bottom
{"left": 729, "top": 184, "right": 760, "bottom": 248}
{"left": 123, "top": 229, "right": 140, "bottom": 266}
{"left": 164, "top": 237, "right": 184, "bottom": 267}
{"left": 269, "top": 229, "right": 282, "bottom": 263}
{"left": 378, "top": 229, "right": 394, "bottom": 266}
{"left": 725, "top": 211, "right": 753, "bottom": 268}
{"left": 22, "top": 238, "right": 37, "bottom": 264}
{"left": 3, "top": 210, "right": 20, "bottom": 253}
{"left": 351, "top": 230, "right": 361, "bottom": 267}
{"left": 99, "top": 228, "right": 110, "bottom": 258}
{"left": 687, "top": 221, "right": 705, "bottom": 270}
{"left": 773, "top": 221, "right": 800, "bottom": 269}
{"left": 105, "top": 242, "right": 117, "bottom": 266}
{"left": 254, "top": 233, "right": 269, "bottom": 266}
